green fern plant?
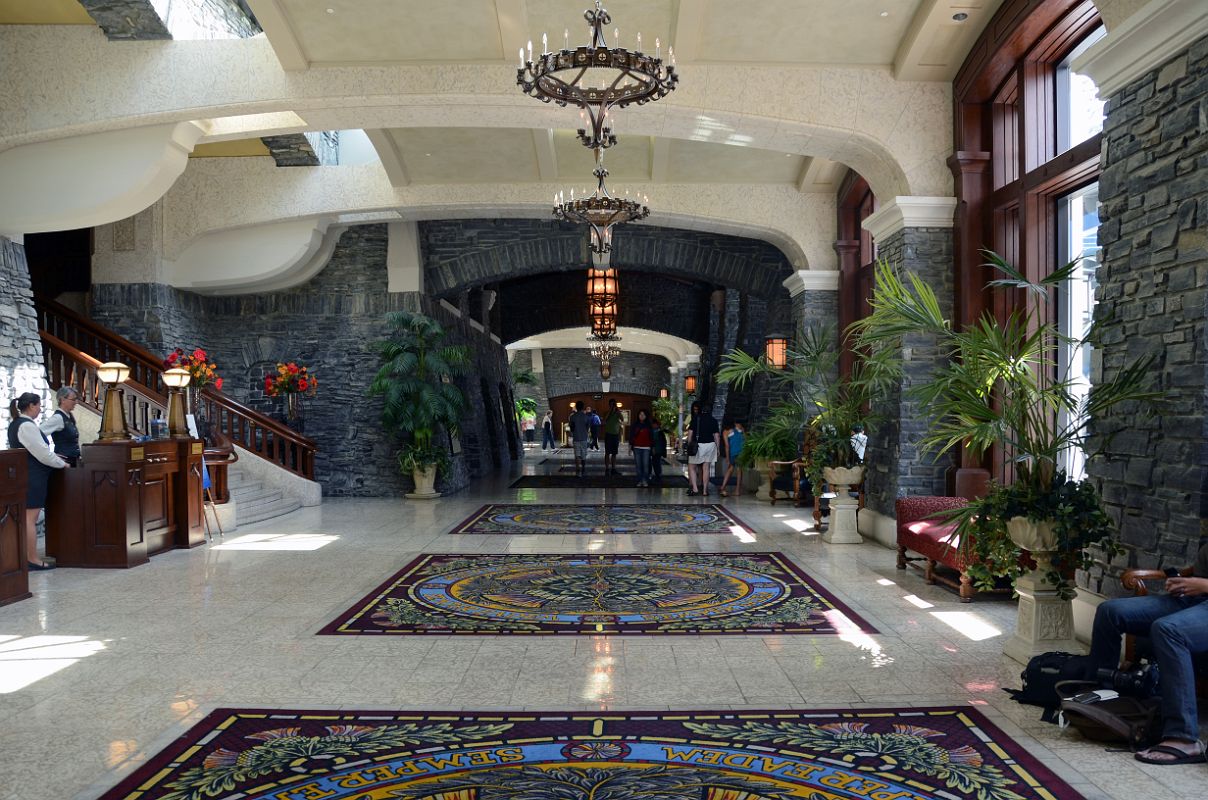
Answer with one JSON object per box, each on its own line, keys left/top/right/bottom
{"left": 369, "top": 311, "right": 470, "bottom": 475}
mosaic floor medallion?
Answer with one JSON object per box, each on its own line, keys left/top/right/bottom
{"left": 449, "top": 504, "right": 753, "bottom": 535}
{"left": 319, "top": 552, "right": 876, "bottom": 636}
{"left": 98, "top": 707, "right": 1086, "bottom": 800}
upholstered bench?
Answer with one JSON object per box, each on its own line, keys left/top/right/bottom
{"left": 895, "top": 496, "right": 977, "bottom": 602}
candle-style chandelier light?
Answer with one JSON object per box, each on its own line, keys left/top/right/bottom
{"left": 554, "top": 150, "right": 648, "bottom": 255}
{"left": 517, "top": 1, "right": 678, "bottom": 151}
{"left": 590, "top": 341, "right": 621, "bottom": 362}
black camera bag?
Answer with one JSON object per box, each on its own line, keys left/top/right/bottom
{"left": 1055, "top": 681, "right": 1162, "bottom": 749}
{"left": 1005, "top": 651, "right": 1094, "bottom": 718}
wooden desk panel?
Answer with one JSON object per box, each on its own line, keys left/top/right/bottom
{"left": 0, "top": 451, "right": 30, "bottom": 606}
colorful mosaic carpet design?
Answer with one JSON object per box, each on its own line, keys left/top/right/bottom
{"left": 510, "top": 474, "right": 690, "bottom": 488}
{"left": 449, "top": 504, "right": 754, "bottom": 535}
{"left": 98, "top": 707, "right": 1086, "bottom": 800}
{"left": 318, "top": 552, "right": 876, "bottom": 636}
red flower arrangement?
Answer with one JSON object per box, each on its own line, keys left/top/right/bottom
{"left": 264, "top": 361, "right": 318, "bottom": 397}
{"left": 164, "top": 347, "right": 223, "bottom": 390}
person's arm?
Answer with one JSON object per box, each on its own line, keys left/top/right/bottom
{"left": 39, "top": 413, "right": 64, "bottom": 436}
{"left": 17, "top": 421, "right": 67, "bottom": 468}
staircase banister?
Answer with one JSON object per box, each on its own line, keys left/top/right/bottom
{"left": 39, "top": 331, "right": 168, "bottom": 409}
{"left": 201, "top": 387, "right": 317, "bottom": 449}
{"left": 35, "top": 295, "right": 167, "bottom": 376}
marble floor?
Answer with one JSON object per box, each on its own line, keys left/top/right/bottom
{"left": 0, "top": 449, "right": 1200, "bottom": 799}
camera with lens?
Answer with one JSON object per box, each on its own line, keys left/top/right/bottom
{"left": 1096, "top": 663, "right": 1160, "bottom": 697}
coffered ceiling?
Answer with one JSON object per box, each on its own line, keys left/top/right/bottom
{"left": 259, "top": 0, "right": 1000, "bottom": 78}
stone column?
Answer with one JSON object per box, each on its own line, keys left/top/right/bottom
{"left": 857, "top": 197, "right": 958, "bottom": 542}
{"left": 1073, "top": 4, "right": 1208, "bottom": 596}
{"left": 782, "top": 270, "right": 840, "bottom": 336}
{"left": 0, "top": 236, "right": 51, "bottom": 405}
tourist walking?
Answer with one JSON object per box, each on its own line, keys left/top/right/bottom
{"left": 568, "top": 402, "right": 592, "bottom": 476}
{"left": 588, "top": 406, "right": 601, "bottom": 451}
{"left": 650, "top": 418, "right": 667, "bottom": 486}
{"left": 686, "top": 401, "right": 721, "bottom": 497}
{"left": 628, "top": 409, "right": 654, "bottom": 487}
{"left": 719, "top": 419, "right": 745, "bottom": 497}
{"left": 541, "top": 410, "right": 555, "bottom": 450}
{"left": 8, "top": 392, "right": 67, "bottom": 570}
{"left": 602, "top": 398, "right": 623, "bottom": 475}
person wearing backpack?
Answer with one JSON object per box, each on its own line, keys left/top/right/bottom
{"left": 1088, "top": 543, "right": 1208, "bottom": 764}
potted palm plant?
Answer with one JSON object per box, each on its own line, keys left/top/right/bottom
{"left": 851, "top": 252, "right": 1158, "bottom": 659}
{"left": 369, "top": 311, "right": 470, "bottom": 499}
{"left": 718, "top": 323, "right": 895, "bottom": 509}
{"left": 734, "top": 405, "right": 806, "bottom": 501}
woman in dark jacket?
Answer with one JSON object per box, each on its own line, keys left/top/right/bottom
{"left": 8, "top": 392, "right": 67, "bottom": 570}
{"left": 628, "top": 409, "right": 655, "bottom": 488}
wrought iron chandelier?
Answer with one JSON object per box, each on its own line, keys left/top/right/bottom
{"left": 554, "top": 150, "right": 648, "bottom": 255}
{"left": 586, "top": 265, "right": 618, "bottom": 309}
{"left": 588, "top": 301, "right": 620, "bottom": 339}
{"left": 517, "top": 1, "right": 678, "bottom": 150}
{"left": 599, "top": 360, "right": 612, "bottom": 380}
{"left": 589, "top": 341, "right": 620, "bottom": 362}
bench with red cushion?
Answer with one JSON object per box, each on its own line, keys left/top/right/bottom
{"left": 895, "top": 496, "right": 977, "bottom": 602}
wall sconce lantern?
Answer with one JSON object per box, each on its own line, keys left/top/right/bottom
{"left": 683, "top": 374, "right": 698, "bottom": 395}
{"left": 764, "top": 333, "right": 789, "bottom": 369}
{"left": 658, "top": 387, "right": 669, "bottom": 398}
{"left": 162, "top": 366, "right": 192, "bottom": 437}
{"left": 96, "top": 361, "right": 132, "bottom": 441}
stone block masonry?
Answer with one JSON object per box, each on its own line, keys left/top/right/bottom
{"left": 863, "top": 227, "right": 954, "bottom": 517}
{"left": 79, "top": 0, "right": 260, "bottom": 40}
{"left": 1086, "top": 33, "right": 1208, "bottom": 596}
{"left": 91, "top": 225, "right": 517, "bottom": 497}
{"left": 541, "top": 350, "right": 671, "bottom": 400}
{"left": 0, "top": 237, "right": 52, "bottom": 408}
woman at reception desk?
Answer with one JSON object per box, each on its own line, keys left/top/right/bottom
{"left": 8, "top": 392, "right": 67, "bottom": 571}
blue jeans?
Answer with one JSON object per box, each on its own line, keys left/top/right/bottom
{"left": 542, "top": 427, "right": 555, "bottom": 449}
{"left": 633, "top": 448, "right": 651, "bottom": 484}
{"left": 1090, "top": 593, "right": 1208, "bottom": 740}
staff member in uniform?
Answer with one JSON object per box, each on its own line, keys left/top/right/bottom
{"left": 40, "top": 386, "right": 81, "bottom": 467}
{"left": 8, "top": 392, "right": 67, "bottom": 571}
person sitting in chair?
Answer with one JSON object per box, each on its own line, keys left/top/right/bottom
{"left": 1089, "top": 542, "right": 1208, "bottom": 764}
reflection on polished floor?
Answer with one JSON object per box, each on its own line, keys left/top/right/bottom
{"left": 0, "top": 455, "right": 1198, "bottom": 800}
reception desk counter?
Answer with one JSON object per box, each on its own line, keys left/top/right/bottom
{"left": 0, "top": 450, "right": 30, "bottom": 606}
{"left": 46, "top": 438, "right": 205, "bottom": 568}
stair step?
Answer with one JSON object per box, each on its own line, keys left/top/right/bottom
{"left": 230, "top": 486, "right": 278, "bottom": 504}
{"left": 236, "top": 496, "right": 302, "bottom": 526}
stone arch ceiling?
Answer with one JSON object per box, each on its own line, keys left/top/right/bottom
{"left": 422, "top": 220, "right": 793, "bottom": 301}
{"left": 160, "top": 159, "right": 836, "bottom": 271}
{"left": 0, "top": 26, "right": 949, "bottom": 199}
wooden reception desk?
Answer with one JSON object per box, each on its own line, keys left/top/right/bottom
{"left": 46, "top": 438, "right": 206, "bottom": 568}
{"left": 0, "top": 450, "right": 31, "bottom": 606}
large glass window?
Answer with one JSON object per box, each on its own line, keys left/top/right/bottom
{"left": 1057, "top": 182, "right": 1099, "bottom": 480}
{"left": 1057, "top": 28, "right": 1106, "bottom": 153}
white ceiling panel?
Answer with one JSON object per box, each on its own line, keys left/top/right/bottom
{"left": 388, "top": 128, "right": 541, "bottom": 183}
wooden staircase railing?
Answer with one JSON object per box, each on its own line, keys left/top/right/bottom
{"left": 35, "top": 297, "right": 317, "bottom": 481}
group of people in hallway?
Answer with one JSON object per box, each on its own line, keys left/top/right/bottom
{"left": 7, "top": 386, "right": 82, "bottom": 572}
{"left": 545, "top": 398, "right": 747, "bottom": 495}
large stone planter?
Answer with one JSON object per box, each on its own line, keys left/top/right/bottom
{"left": 821, "top": 465, "right": 864, "bottom": 544}
{"left": 405, "top": 465, "right": 441, "bottom": 499}
{"left": 1002, "top": 516, "right": 1079, "bottom": 663}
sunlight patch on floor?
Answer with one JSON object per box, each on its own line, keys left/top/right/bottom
{"left": 0, "top": 635, "right": 106, "bottom": 693}
{"left": 729, "top": 524, "right": 756, "bottom": 543}
{"left": 211, "top": 532, "right": 339, "bottom": 551}
{"left": 931, "top": 611, "right": 1002, "bottom": 641}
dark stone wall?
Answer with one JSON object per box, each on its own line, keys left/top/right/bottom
{"left": 90, "top": 225, "right": 517, "bottom": 497}
{"left": 864, "top": 227, "right": 954, "bottom": 516}
{"left": 1086, "top": 33, "right": 1208, "bottom": 595}
{"left": 80, "top": 0, "right": 260, "bottom": 40}
{"left": 498, "top": 271, "right": 713, "bottom": 346}
{"left": 540, "top": 349, "right": 671, "bottom": 399}
{"left": 0, "top": 237, "right": 51, "bottom": 408}
{"left": 422, "top": 219, "right": 794, "bottom": 300}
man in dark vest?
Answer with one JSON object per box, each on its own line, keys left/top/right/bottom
{"left": 40, "top": 386, "right": 81, "bottom": 467}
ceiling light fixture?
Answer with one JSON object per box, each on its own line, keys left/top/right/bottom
{"left": 517, "top": 1, "right": 678, "bottom": 151}
{"left": 952, "top": 12, "right": 969, "bottom": 21}
{"left": 554, "top": 150, "right": 648, "bottom": 255}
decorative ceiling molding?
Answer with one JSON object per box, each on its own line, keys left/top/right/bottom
{"left": 1073, "top": 0, "right": 1208, "bottom": 98}
{"left": 783, "top": 270, "right": 840, "bottom": 296}
{"left": 861, "top": 196, "right": 957, "bottom": 242}
{"left": 364, "top": 129, "right": 409, "bottom": 187}
{"left": 246, "top": 0, "right": 308, "bottom": 69}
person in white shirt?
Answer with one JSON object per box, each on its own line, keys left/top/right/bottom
{"left": 850, "top": 424, "right": 868, "bottom": 462}
{"left": 8, "top": 393, "right": 67, "bottom": 570}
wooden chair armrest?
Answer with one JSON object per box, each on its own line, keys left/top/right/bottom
{"left": 1121, "top": 568, "right": 1191, "bottom": 596}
